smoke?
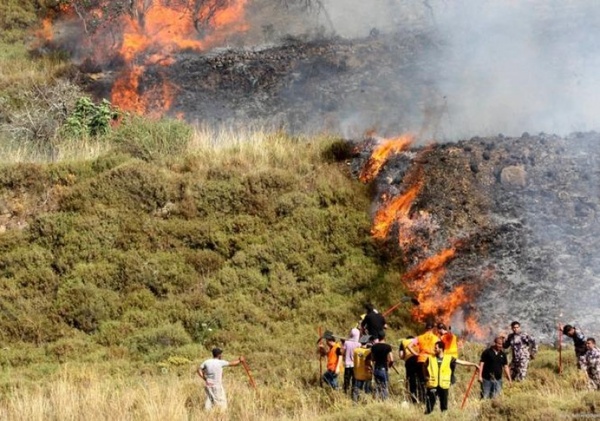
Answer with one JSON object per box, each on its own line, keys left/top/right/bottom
{"left": 288, "top": 0, "right": 600, "bottom": 140}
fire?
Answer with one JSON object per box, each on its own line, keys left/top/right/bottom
{"left": 359, "top": 134, "right": 414, "bottom": 183}
{"left": 40, "top": 0, "right": 250, "bottom": 115}
{"left": 371, "top": 179, "right": 423, "bottom": 240}
{"left": 361, "top": 137, "right": 486, "bottom": 338}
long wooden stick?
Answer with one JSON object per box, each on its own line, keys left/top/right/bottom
{"left": 461, "top": 368, "right": 478, "bottom": 409}
{"left": 318, "top": 326, "right": 323, "bottom": 386}
{"left": 241, "top": 359, "right": 257, "bottom": 389}
{"left": 558, "top": 322, "right": 563, "bottom": 375}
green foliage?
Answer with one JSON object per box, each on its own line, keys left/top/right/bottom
{"left": 55, "top": 280, "right": 121, "bottom": 333}
{"left": 62, "top": 97, "right": 119, "bottom": 137}
{"left": 125, "top": 323, "right": 192, "bottom": 356}
{"left": 0, "top": 1, "right": 37, "bottom": 43}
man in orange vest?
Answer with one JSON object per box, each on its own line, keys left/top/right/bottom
{"left": 318, "top": 332, "right": 342, "bottom": 389}
{"left": 407, "top": 321, "right": 440, "bottom": 402}
{"left": 437, "top": 323, "right": 459, "bottom": 384}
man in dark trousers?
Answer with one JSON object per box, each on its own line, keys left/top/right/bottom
{"left": 479, "top": 336, "right": 512, "bottom": 399}
{"left": 562, "top": 324, "right": 587, "bottom": 368}
{"left": 360, "top": 302, "right": 386, "bottom": 337}
{"left": 370, "top": 332, "right": 394, "bottom": 400}
{"left": 423, "top": 341, "right": 479, "bottom": 414}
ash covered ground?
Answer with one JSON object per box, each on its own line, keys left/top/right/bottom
{"left": 351, "top": 132, "right": 600, "bottom": 342}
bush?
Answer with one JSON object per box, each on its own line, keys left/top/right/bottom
{"left": 61, "top": 97, "right": 119, "bottom": 137}
{"left": 55, "top": 280, "right": 121, "bottom": 333}
{"left": 125, "top": 323, "right": 192, "bottom": 355}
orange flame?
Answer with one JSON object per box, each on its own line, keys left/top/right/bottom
{"left": 371, "top": 179, "right": 423, "bottom": 240}
{"left": 41, "top": 1, "right": 249, "bottom": 116}
{"left": 359, "top": 134, "right": 414, "bottom": 183}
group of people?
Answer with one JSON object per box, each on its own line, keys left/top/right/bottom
{"left": 194, "top": 302, "right": 600, "bottom": 413}
{"left": 317, "top": 303, "right": 600, "bottom": 414}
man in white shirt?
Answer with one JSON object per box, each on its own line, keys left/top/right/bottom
{"left": 197, "top": 347, "right": 244, "bottom": 410}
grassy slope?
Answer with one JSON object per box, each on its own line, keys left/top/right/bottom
{"left": 1, "top": 5, "right": 600, "bottom": 420}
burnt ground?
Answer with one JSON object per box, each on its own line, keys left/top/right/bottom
{"left": 84, "top": 28, "right": 444, "bottom": 135}
{"left": 351, "top": 132, "right": 600, "bottom": 341}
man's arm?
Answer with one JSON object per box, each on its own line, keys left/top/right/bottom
{"left": 455, "top": 358, "right": 479, "bottom": 369}
{"left": 503, "top": 364, "right": 512, "bottom": 384}
{"left": 197, "top": 367, "right": 206, "bottom": 381}
{"left": 228, "top": 356, "right": 245, "bottom": 367}
{"left": 529, "top": 334, "right": 538, "bottom": 358}
{"left": 478, "top": 362, "right": 485, "bottom": 382}
{"left": 406, "top": 338, "right": 419, "bottom": 357}
{"left": 387, "top": 349, "right": 394, "bottom": 368}
{"left": 502, "top": 334, "right": 512, "bottom": 349}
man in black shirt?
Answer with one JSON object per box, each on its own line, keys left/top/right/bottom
{"left": 360, "top": 302, "right": 386, "bottom": 337}
{"left": 479, "top": 336, "right": 512, "bottom": 399}
{"left": 370, "top": 332, "right": 393, "bottom": 400}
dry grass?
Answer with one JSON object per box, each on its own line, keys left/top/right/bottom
{"left": 186, "top": 124, "right": 339, "bottom": 174}
{"left": 0, "top": 348, "right": 595, "bottom": 421}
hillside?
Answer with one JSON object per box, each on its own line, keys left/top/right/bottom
{"left": 2, "top": 2, "right": 600, "bottom": 420}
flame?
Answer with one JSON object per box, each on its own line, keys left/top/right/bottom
{"left": 359, "top": 134, "right": 414, "bottom": 183}
{"left": 40, "top": 0, "right": 249, "bottom": 116}
{"left": 371, "top": 178, "right": 423, "bottom": 240}
{"left": 361, "top": 136, "right": 486, "bottom": 338}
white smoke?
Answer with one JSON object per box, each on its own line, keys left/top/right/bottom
{"left": 315, "top": 0, "right": 600, "bottom": 140}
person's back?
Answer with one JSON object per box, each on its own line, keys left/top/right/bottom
{"left": 371, "top": 342, "right": 393, "bottom": 369}
{"left": 200, "top": 358, "right": 228, "bottom": 386}
{"left": 417, "top": 329, "right": 440, "bottom": 363}
{"left": 353, "top": 347, "right": 372, "bottom": 381}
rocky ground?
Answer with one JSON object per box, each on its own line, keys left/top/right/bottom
{"left": 351, "top": 131, "right": 600, "bottom": 342}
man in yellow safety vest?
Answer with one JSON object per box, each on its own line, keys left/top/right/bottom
{"left": 424, "top": 341, "right": 478, "bottom": 414}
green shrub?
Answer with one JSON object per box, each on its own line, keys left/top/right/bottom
{"left": 125, "top": 323, "right": 192, "bottom": 355}
{"left": 62, "top": 97, "right": 119, "bottom": 137}
{"left": 55, "top": 280, "right": 121, "bottom": 333}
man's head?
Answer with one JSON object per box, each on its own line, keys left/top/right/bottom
{"left": 586, "top": 338, "right": 596, "bottom": 350}
{"left": 324, "top": 332, "right": 336, "bottom": 345}
{"left": 434, "top": 340, "right": 445, "bottom": 356}
{"left": 493, "top": 337, "right": 504, "bottom": 351}
{"left": 378, "top": 331, "right": 386, "bottom": 342}
{"left": 437, "top": 323, "right": 448, "bottom": 334}
{"left": 364, "top": 302, "right": 374, "bottom": 313}
{"left": 212, "top": 347, "right": 223, "bottom": 358}
{"left": 510, "top": 321, "right": 521, "bottom": 333}
{"left": 425, "top": 320, "right": 435, "bottom": 331}
{"left": 563, "top": 324, "right": 575, "bottom": 337}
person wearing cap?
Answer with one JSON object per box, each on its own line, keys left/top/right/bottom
{"left": 562, "top": 324, "right": 587, "bottom": 368}
{"left": 399, "top": 335, "right": 419, "bottom": 403}
{"left": 437, "top": 323, "right": 459, "bottom": 384}
{"left": 580, "top": 338, "right": 600, "bottom": 390}
{"left": 197, "top": 347, "right": 244, "bottom": 411}
{"left": 319, "top": 333, "right": 342, "bottom": 389}
{"left": 342, "top": 328, "right": 361, "bottom": 394}
{"left": 424, "top": 340, "right": 479, "bottom": 414}
{"left": 352, "top": 335, "right": 373, "bottom": 402}
{"left": 503, "top": 321, "right": 537, "bottom": 381}
{"left": 407, "top": 321, "right": 440, "bottom": 402}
